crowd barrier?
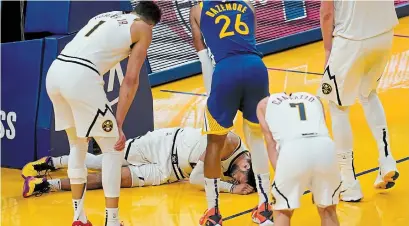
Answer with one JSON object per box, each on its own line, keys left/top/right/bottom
{"left": 1, "top": 1, "right": 408, "bottom": 168}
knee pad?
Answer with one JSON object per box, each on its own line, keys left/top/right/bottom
{"left": 101, "top": 151, "right": 122, "bottom": 197}
{"left": 68, "top": 147, "right": 88, "bottom": 184}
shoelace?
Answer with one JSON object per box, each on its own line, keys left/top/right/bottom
{"left": 33, "top": 162, "right": 54, "bottom": 179}
{"left": 34, "top": 181, "right": 51, "bottom": 197}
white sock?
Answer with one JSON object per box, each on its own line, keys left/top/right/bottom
{"left": 256, "top": 173, "right": 271, "bottom": 205}
{"left": 360, "top": 92, "right": 394, "bottom": 163}
{"left": 329, "top": 102, "right": 356, "bottom": 184}
{"left": 105, "top": 208, "right": 120, "bottom": 225}
{"left": 48, "top": 179, "right": 62, "bottom": 191}
{"left": 204, "top": 178, "right": 220, "bottom": 210}
{"left": 73, "top": 197, "right": 87, "bottom": 223}
{"left": 52, "top": 156, "right": 69, "bottom": 169}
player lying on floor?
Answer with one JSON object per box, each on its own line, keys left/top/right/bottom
{"left": 22, "top": 127, "right": 257, "bottom": 197}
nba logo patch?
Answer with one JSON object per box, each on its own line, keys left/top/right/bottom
{"left": 102, "top": 120, "right": 113, "bottom": 132}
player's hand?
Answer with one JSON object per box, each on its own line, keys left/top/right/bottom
{"left": 231, "top": 183, "right": 255, "bottom": 195}
{"left": 114, "top": 128, "right": 126, "bottom": 151}
{"left": 324, "top": 49, "right": 331, "bottom": 68}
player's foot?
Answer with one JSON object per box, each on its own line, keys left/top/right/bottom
{"left": 340, "top": 180, "right": 363, "bottom": 202}
{"left": 199, "top": 208, "right": 222, "bottom": 226}
{"left": 374, "top": 157, "right": 399, "bottom": 189}
{"left": 251, "top": 202, "right": 274, "bottom": 225}
{"left": 22, "top": 176, "right": 51, "bottom": 198}
{"left": 21, "top": 156, "right": 56, "bottom": 178}
{"left": 72, "top": 220, "right": 92, "bottom": 226}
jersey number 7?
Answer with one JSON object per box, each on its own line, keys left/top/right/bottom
{"left": 290, "top": 103, "right": 307, "bottom": 121}
{"left": 216, "top": 14, "right": 249, "bottom": 39}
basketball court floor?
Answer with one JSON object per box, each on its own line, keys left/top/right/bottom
{"left": 2, "top": 17, "right": 408, "bottom": 226}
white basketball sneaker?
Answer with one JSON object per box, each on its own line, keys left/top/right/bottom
{"left": 340, "top": 180, "right": 363, "bottom": 202}
{"left": 374, "top": 157, "right": 399, "bottom": 189}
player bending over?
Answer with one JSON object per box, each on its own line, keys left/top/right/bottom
{"left": 319, "top": 0, "right": 399, "bottom": 202}
{"left": 257, "top": 92, "right": 341, "bottom": 226}
{"left": 44, "top": 2, "right": 161, "bottom": 226}
{"left": 190, "top": 1, "right": 273, "bottom": 225}
{"left": 22, "top": 127, "right": 257, "bottom": 197}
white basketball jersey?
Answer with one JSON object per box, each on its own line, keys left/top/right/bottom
{"left": 61, "top": 11, "right": 137, "bottom": 75}
{"left": 333, "top": 0, "right": 398, "bottom": 40}
{"left": 265, "top": 92, "right": 329, "bottom": 144}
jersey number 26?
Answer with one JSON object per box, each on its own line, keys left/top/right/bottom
{"left": 216, "top": 14, "right": 249, "bottom": 39}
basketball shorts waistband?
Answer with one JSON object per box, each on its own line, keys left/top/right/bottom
{"left": 56, "top": 54, "right": 100, "bottom": 76}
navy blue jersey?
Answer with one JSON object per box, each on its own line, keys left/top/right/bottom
{"left": 200, "top": 1, "right": 262, "bottom": 63}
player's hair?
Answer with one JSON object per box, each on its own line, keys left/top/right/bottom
{"left": 246, "top": 159, "right": 257, "bottom": 192}
{"left": 134, "top": 1, "right": 162, "bottom": 25}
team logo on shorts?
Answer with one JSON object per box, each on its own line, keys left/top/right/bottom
{"left": 322, "top": 83, "right": 332, "bottom": 95}
{"left": 102, "top": 120, "right": 113, "bottom": 132}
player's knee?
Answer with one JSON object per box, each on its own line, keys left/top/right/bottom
{"left": 94, "top": 137, "right": 118, "bottom": 153}
{"left": 274, "top": 209, "right": 294, "bottom": 219}
{"left": 120, "top": 167, "right": 133, "bottom": 188}
{"left": 207, "top": 134, "right": 227, "bottom": 149}
{"left": 329, "top": 101, "right": 349, "bottom": 114}
{"left": 317, "top": 205, "right": 337, "bottom": 218}
{"left": 243, "top": 120, "right": 262, "bottom": 137}
{"left": 67, "top": 145, "right": 88, "bottom": 184}
{"left": 68, "top": 167, "right": 87, "bottom": 184}
{"left": 359, "top": 90, "right": 377, "bottom": 104}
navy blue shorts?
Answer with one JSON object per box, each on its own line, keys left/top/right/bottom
{"left": 203, "top": 54, "right": 269, "bottom": 134}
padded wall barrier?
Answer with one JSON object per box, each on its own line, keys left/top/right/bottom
{"left": 1, "top": 39, "right": 44, "bottom": 168}
{"left": 24, "top": 1, "right": 122, "bottom": 34}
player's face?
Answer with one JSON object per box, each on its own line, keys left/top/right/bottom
{"left": 231, "top": 158, "right": 251, "bottom": 184}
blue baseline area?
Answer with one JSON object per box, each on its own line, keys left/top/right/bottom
{"left": 148, "top": 3, "right": 409, "bottom": 87}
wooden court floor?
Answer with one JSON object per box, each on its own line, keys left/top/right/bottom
{"left": 2, "top": 17, "right": 408, "bottom": 226}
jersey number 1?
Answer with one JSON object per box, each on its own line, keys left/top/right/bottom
{"left": 216, "top": 14, "right": 249, "bottom": 39}
{"left": 85, "top": 20, "right": 106, "bottom": 37}
{"left": 290, "top": 103, "right": 307, "bottom": 121}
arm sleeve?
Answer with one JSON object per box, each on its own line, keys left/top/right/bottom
{"left": 197, "top": 49, "right": 214, "bottom": 95}
{"left": 189, "top": 160, "right": 234, "bottom": 193}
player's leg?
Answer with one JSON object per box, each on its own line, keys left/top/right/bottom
{"left": 23, "top": 167, "right": 135, "bottom": 198}
{"left": 271, "top": 143, "right": 309, "bottom": 226}
{"left": 66, "top": 127, "right": 91, "bottom": 225}
{"left": 359, "top": 31, "right": 398, "bottom": 189}
{"left": 63, "top": 71, "right": 122, "bottom": 226}
{"left": 200, "top": 59, "right": 241, "bottom": 226}
{"left": 46, "top": 67, "right": 91, "bottom": 225}
{"left": 240, "top": 55, "right": 273, "bottom": 225}
{"left": 316, "top": 206, "right": 339, "bottom": 226}
{"left": 318, "top": 36, "right": 364, "bottom": 202}
{"left": 310, "top": 137, "right": 341, "bottom": 226}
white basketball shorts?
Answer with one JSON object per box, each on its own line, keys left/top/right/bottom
{"left": 272, "top": 136, "right": 341, "bottom": 210}
{"left": 46, "top": 57, "right": 118, "bottom": 138}
{"left": 318, "top": 30, "right": 393, "bottom": 106}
